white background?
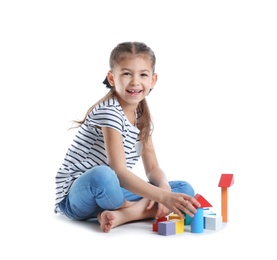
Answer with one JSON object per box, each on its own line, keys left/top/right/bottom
{"left": 1, "top": 0, "right": 276, "bottom": 259}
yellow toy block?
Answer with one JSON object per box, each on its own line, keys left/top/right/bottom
{"left": 169, "top": 219, "right": 184, "bottom": 234}
{"left": 168, "top": 213, "right": 182, "bottom": 220}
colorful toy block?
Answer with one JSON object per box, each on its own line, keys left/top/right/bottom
{"left": 194, "top": 193, "right": 212, "bottom": 208}
{"left": 185, "top": 213, "right": 191, "bottom": 225}
{"left": 191, "top": 194, "right": 212, "bottom": 233}
{"left": 152, "top": 216, "right": 167, "bottom": 232}
{"left": 205, "top": 215, "right": 222, "bottom": 230}
{"left": 218, "top": 173, "right": 234, "bottom": 222}
{"left": 203, "top": 208, "right": 216, "bottom": 228}
{"left": 218, "top": 173, "right": 234, "bottom": 187}
{"left": 191, "top": 208, "right": 204, "bottom": 233}
{"left": 152, "top": 173, "right": 234, "bottom": 236}
{"left": 169, "top": 219, "right": 185, "bottom": 234}
{"left": 168, "top": 213, "right": 182, "bottom": 220}
{"left": 180, "top": 210, "right": 191, "bottom": 225}
{"left": 158, "top": 221, "right": 176, "bottom": 236}
{"left": 203, "top": 208, "right": 216, "bottom": 216}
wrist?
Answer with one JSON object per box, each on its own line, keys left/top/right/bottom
{"left": 159, "top": 182, "right": 171, "bottom": 192}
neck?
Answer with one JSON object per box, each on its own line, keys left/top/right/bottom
{"left": 115, "top": 95, "right": 138, "bottom": 125}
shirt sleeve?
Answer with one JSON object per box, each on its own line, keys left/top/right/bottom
{"left": 87, "top": 106, "right": 125, "bottom": 133}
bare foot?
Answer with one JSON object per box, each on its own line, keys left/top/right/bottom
{"left": 98, "top": 211, "right": 116, "bottom": 233}
{"left": 97, "top": 201, "right": 136, "bottom": 233}
{"left": 121, "top": 200, "right": 136, "bottom": 208}
{"left": 97, "top": 198, "right": 157, "bottom": 233}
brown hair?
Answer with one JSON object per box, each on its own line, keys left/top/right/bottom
{"left": 72, "top": 41, "right": 156, "bottom": 144}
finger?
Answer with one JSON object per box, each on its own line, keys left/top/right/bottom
{"left": 146, "top": 200, "right": 155, "bottom": 210}
{"left": 155, "top": 204, "right": 164, "bottom": 219}
{"left": 182, "top": 203, "right": 198, "bottom": 217}
{"left": 180, "top": 206, "right": 195, "bottom": 218}
{"left": 182, "top": 194, "right": 201, "bottom": 209}
{"left": 182, "top": 197, "right": 201, "bottom": 213}
{"left": 155, "top": 209, "right": 163, "bottom": 220}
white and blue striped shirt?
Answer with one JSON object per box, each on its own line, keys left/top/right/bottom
{"left": 55, "top": 96, "right": 140, "bottom": 213}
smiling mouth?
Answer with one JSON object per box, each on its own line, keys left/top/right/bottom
{"left": 127, "top": 89, "right": 142, "bottom": 94}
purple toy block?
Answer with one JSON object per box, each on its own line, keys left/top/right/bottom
{"left": 158, "top": 221, "right": 175, "bottom": 236}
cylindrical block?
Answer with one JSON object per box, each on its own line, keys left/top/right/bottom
{"left": 191, "top": 208, "right": 204, "bottom": 233}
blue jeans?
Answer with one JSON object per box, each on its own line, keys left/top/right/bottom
{"left": 59, "top": 165, "right": 195, "bottom": 220}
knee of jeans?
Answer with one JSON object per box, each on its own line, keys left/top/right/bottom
{"left": 171, "top": 181, "right": 195, "bottom": 197}
{"left": 181, "top": 182, "right": 195, "bottom": 196}
{"left": 90, "top": 165, "right": 118, "bottom": 187}
{"left": 185, "top": 184, "right": 195, "bottom": 197}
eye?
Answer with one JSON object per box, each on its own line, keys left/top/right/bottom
{"left": 123, "top": 72, "right": 131, "bottom": 76}
{"left": 141, "top": 73, "right": 149, "bottom": 77}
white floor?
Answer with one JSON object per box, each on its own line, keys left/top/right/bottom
{"left": 1, "top": 176, "right": 275, "bottom": 259}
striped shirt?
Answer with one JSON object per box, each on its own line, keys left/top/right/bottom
{"left": 55, "top": 96, "right": 141, "bottom": 213}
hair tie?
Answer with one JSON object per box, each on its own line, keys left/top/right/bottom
{"left": 103, "top": 76, "right": 112, "bottom": 89}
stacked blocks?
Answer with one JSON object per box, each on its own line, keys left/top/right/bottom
{"left": 190, "top": 193, "right": 212, "bottom": 234}
{"left": 152, "top": 216, "right": 167, "bottom": 232}
{"left": 218, "top": 173, "right": 234, "bottom": 222}
{"left": 153, "top": 173, "right": 234, "bottom": 236}
{"left": 154, "top": 214, "right": 185, "bottom": 236}
{"left": 203, "top": 208, "right": 216, "bottom": 228}
{"left": 168, "top": 213, "right": 181, "bottom": 220}
{"left": 168, "top": 214, "right": 184, "bottom": 234}
{"left": 170, "top": 219, "right": 184, "bottom": 234}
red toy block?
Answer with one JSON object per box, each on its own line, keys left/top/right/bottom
{"left": 218, "top": 173, "right": 234, "bottom": 187}
{"left": 152, "top": 216, "right": 167, "bottom": 232}
{"left": 194, "top": 193, "right": 212, "bottom": 208}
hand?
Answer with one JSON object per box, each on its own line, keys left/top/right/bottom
{"left": 162, "top": 192, "right": 201, "bottom": 219}
{"left": 146, "top": 200, "right": 171, "bottom": 220}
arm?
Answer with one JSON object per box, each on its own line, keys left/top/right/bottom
{"left": 141, "top": 136, "right": 173, "bottom": 218}
{"left": 141, "top": 136, "right": 171, "bottom": 192}
{"left": 102, "top": 127, "right": 200, "bottom": 218}
{"left": 102, "top": 127, "right": 164, "bottom": 201}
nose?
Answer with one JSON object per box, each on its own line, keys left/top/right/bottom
{"left": 130, "top": 75, "right": 140, "bottom": 86}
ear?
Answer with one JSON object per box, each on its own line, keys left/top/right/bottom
{"left": 107, "top": 70, "right": 115, "bottom": 86}
{"left": 150, "top": 73, "right": 158, "bottom": 89}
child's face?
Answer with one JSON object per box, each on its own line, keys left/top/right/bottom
{"left": 108, "top": 54, "right": 157, "bottom": 108}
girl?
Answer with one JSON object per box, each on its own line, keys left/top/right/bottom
{"left": 55, "top": 41, "right": 200, "bottom": 232}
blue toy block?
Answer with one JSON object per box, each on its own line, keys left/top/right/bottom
{"left": 191, "top": 208, "right": 204, "bottom": 233}
{"left": 158, "top": 221, "right": 175, "bottom": 236}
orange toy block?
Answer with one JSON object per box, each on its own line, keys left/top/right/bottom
{"left": 218, "top": 173, "right": 234, "bottom": 222}
{"left": 221, "top": 187, "right": 228, "bottom": 222}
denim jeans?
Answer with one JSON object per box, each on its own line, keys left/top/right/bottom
{"left": 59, "top": 165, "right": 195, "bottom": 220}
